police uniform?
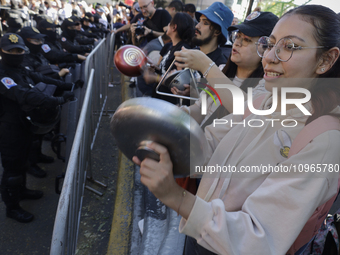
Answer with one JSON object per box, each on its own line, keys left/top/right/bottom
{"left": 37, "top": 18, "right": 80, "bottom": 65}
{"left": 83, "top": 12, "right": 106, "bottom": 38}
{"left": 19, "top": 26, "right": 61, "bottom": 79}
{"left": 70, "top": 16, "right": 96, "bottom": 45}
{"left": 60, "top": 18, "right": 92, "bottom": 55}
{"left": 3, "top": 3, "right": 27, "bottom": 33}
{"left": 79, "top": 16, "right": 101, "bottom": 39}
{"left": 0, "top": 33, "right": 74, "bottom": 223}
{"left": 19, "top": 26, "right": 78, "bottom": 177}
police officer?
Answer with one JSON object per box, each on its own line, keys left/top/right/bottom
{"left": 19, "top": 26, "right": 69, "bottom": 79}
{"left": 70, "top": 15, "right": 97, "bottom": 46}
{"left": 84, "top": 12, "right": 106, "bottom": 38}
{"left": 37, "top": 18, "right": 87, "bottom": 65}
{"left": 80, "top": 15, "right": 102, "bottom": 39}
{"left": 60, "top": 18, "right": 92, "bottom": 55}
{"left": 19, "top": 26, "right": 82, "bottom": 178}
{"left": 0, "top": 33, "right": 74, "bottom": 222}
{"left": 3, "top": 0, "right": 28, "bottom": 33}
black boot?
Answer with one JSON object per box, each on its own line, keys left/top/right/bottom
{"left": 6, "top": 206, "right": 34, "bottom": 223}
{"left": 20, "top": 175, "right": 43, "bottom": 200}
{"left": 37, "top": 153, "right": 54, "bottom": 164}
{"left": 20, "top": 188, "right": 43, "bottom": 200}
{"left": 27, "top": 164, "right": 46, "bottom": 178}
{"left": 1, "top": 175, "right": 34, "bottom": 223}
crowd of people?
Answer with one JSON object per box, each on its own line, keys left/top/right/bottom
{"left": 117, "top": 1, "right": 340, "bottom": 255}
{"left": 1, "top": 0, "right": 340, "bottom": 254}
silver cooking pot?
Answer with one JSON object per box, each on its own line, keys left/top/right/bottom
{"left": 163, "top": 69, "right": 191, "bottom": 91}
{"left": 110, "top": 97, "right": 208, "bottom": 177}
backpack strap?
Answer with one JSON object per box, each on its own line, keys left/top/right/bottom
{"left": 288, "top": 116, "right": 340, "bottom": 157}
{"left": 244, "top": 94, "right": 340, "bottom": 254}
{"left": 287, "top": 115, "right": 340, "bottom": 255}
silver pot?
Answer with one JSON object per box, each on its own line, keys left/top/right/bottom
{"left": 163, "top": 69, "right": 192, "bottom": 91}
{"left": 110, "top": 97, "right": 207, "bottom": 177}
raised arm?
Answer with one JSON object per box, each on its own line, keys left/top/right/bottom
{"left": 174, "top": 47, "right": 246, "bottom": 113}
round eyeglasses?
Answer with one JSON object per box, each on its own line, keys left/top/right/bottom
{"left": 255, "top": 36, "right": 324, "bottom": 62}
{"left": 231, "top": 30, "right": 254, "bottom": 47}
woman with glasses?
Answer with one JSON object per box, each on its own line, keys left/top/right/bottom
{"left": 134, "top": 5, "right": 340, "bottom": 255}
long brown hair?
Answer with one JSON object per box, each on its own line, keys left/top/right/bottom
{"left": 283, "top": 5, "right": 340, "bottom": 125}
{"left": 221, "top": 53, "right": 264, "bottom": 92}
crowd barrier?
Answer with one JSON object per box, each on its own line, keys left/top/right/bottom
{"left": 50, "top": 32, "right": 116, "bottom": 255}
{"left": 50, "top": 69, "right": 94, "bottom": 255}
{"left": 50, "top": 30, "right": 185, "bottom": 254}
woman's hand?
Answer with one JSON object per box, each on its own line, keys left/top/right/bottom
{"left": 174, "top": 47, "right": 213, "bottom": 73}
{"left": 132, "top": 142, "right": 180, "bottom": 203}
{"left": 133, "top": 142, "right": 197, "bottom": 219}
{"left": 171, "top": 84, "right": 191, "bottom": 96}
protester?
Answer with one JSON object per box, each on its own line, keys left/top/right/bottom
{"left": 130, "top": 0, "right": 172, "bottom": 47}
{"left": 134, "top": 5, "right": 340, "bottom": 255}
{"left": 142, "top": 12, "right": 194, "bottom": 103}
{"left": 176, "top": 11, "right": 279, "bottom": 126}
{"left": 165, "top": 0, "right": 183, "bottom": 18}
{"left": 184, "top": 3, "right": 197, "bottom": 25}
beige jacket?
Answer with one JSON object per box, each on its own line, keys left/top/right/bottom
{"left": 179, "top": 94, "right": 340, "bottom": 255}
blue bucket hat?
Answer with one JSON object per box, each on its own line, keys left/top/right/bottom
{"left": 195, "top": 2, "right": 233, "bottom": 40}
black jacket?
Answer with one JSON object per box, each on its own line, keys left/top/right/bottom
{"left": 75, "top": 32, "right": 96, "bottom": 45}
{"left": 42, "top": 39, "right": 79, "bottom": 65}
{"left": 0, "top": 62, "right": 65, "bottom": 124}
{"left": 60, "top": 31, "right": 92, "bottom": 55}
{"left": 21, "top": 53, "right": 60, "bottom": 79}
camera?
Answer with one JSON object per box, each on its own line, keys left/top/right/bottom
{"left": 135, "top": 25, "right": 145, "bottom": 36}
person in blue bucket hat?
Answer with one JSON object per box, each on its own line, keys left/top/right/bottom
{"left": 194, "top": 2, "right": 233, "bottom": 48}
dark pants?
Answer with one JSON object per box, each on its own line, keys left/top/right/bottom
{"left": 28, "top": 134, "right": 44, "bottom": 165}
{"left": 184, "top": 235, "right": 308, "bottom": 255}
{"left": 184, "top": 236, "right": 217, "bottom": 255}
{"left": 0, "top": 122, "right": 33, "bottom": 208}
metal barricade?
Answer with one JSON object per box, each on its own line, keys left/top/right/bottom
{"left": 50, "top": 30, "right": 117, "bottom": 255}
{"left": 50, "top": 69, "right": 95, "bottom": 255}
{"left": 107, "top": 32, "right": 116, "bottom": 84}
{"left": 83, "top": 38, "right": 109, "bottom": 194}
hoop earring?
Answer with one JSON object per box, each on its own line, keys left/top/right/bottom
{"left": 321, "top": 67, "right": 325, "bottom": 72}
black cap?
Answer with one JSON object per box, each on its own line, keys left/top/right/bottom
{"left": 70, "top": 15, "right": 81, "bottom": 24}
{"left": 19, "top": 26, "right": 47, "bottom": 39}
{"left": 82, "top": 15, "right": 91, "bottom": 22}
{"left": 62, "top": 18, "right": 77, "bottom": 27}
{"left": 85, "top": 12, "right": 93, "bottom": 18}
{"left": 0, "top": 33, "right": 28, "bottom": 51}
{"left": 228, "top": 11, "right": 278, "bottom": 37}
{"left": 37, "top": 18, "right": 57, "bottom": 31}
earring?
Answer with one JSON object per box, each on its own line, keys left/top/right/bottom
{"left": 321, "top": 68, "right": 325, "bottom": 72}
